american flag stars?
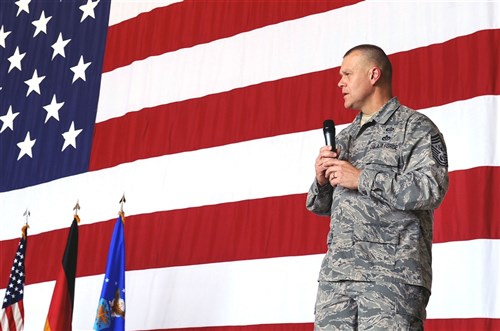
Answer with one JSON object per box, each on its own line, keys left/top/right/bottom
{"left": 70, "top": 55, "right": 91, "bottom": 83}
{"left": 79, "top": 0, "right": 100, "bottom": 23}
{"left": 51, "top": 33, "right": 71, "bottom": 59}
{"left": 16, "top": 132, "right": 36, "bottom": 160}
{"left": 15, "top": 0, "right": 30, "bottom": 17}
{"left": 7, "top": 46, "right": 26, "bottom": 73}
{"left": 0, "top": 25, "right": 12, "bottom": 47}
{"left": 0, "top": 0, "right": 108, "bottom": 184}
{"left": 31, "top": 10, "right": 52, "bottom": 37}
{"left": 43, "top": 95, "right": 64, "bottom": 123}
{"left": 24, "top": 69, "right": 45, "bottom": 96}
{"left": 0, "top": 106, "right": 19, "bottom": 133}
{"left": 61, "top": 121, "right": 82, "bottom": 152}
{"left": 2, "top": 240, "right": 26, "bottom": 307}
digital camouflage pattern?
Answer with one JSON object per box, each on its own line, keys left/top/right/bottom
{"left": 307, "top": 97, "right": 449, "bottom": 290}
{"left": 314, "top": 280, "right": 430, "bottom": 330}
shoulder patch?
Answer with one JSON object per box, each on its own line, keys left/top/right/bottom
{"left": 431, "top": 134, "right": 448, "bottom": 167}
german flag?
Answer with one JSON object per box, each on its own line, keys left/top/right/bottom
{"left": 44, "top": 216, "right": 79, "bottom": 331}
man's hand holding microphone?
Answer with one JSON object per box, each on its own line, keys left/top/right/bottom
{"left": 316, "top": 120, "right": 361, "bottom": 190}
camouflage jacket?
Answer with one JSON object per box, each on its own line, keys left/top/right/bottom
{"left": 306, "top": 97, "right": 449, "bottom": 291}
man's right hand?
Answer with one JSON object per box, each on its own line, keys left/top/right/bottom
{"left": 315, "top": 146, "right": 338, "bottom": 186}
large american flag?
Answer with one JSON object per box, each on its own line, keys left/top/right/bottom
{"left": 0, "top": 1, "right": 499, "bottom": 330}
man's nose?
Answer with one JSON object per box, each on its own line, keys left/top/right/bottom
{"left": 337, "top": 77, "right": 344, "bottom": 88}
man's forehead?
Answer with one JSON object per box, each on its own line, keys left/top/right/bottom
{"left": 341, "top": 51, "right": 367, "bottom": 71}
{"left": 340, "top": 56, "right": 357, "bottom": 72}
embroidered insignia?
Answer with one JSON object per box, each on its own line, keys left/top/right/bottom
{"left": 111, "top": 288, "right": 125, "bottom": 318}
{"left": 94, "top": 298, "right": 111, "bottom": 330}
{"left": 431, "top": 134, "right": 448, "bottom": 167}
{"left": 94, "top": 290, "right": 125, "bottom": 330}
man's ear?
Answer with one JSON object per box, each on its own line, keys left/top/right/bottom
{"left": 370, "top": 67, "right": 381, "bottom": 85}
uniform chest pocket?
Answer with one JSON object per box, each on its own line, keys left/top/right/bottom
{"left": 363, "top": 148, "right": 401, "bottom": 173}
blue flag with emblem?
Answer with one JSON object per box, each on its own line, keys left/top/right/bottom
{"left": 94, "top": 213, "right": 125, "bottom": 331}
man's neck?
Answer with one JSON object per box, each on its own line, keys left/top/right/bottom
{"left": 360, "top": 111, "right": 378, "bottom": 126}
{"left": 361, "top": 93, "right": 392, "bottom": 115}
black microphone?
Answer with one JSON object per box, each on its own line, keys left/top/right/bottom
{"left": 323, "top": 119, "right": 336, "bottom": 151}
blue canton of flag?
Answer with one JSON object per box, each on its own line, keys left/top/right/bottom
{"left": 0, "top": 0, "right": 111, "bottom": 192}
{"left": 94, "top": 213, "right": 125, "bottom": 331}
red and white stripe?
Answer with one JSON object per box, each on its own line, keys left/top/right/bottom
{"left": 1, "top": 1, "right": 500, "bottom": 330}
{"left": 0, "top": 302, "right": 24, "bottom": 331}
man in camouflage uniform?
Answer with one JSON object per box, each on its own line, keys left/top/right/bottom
{"left": 307, "top": 45, "right": 449, "bottom": 330}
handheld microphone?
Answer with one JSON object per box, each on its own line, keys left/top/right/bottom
{"left": 323, "top": 119, "right": 336, "bottom": 151}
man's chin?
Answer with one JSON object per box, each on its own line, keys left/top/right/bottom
{"left": 344, "top": 102, "right": 356, "bottom": 110}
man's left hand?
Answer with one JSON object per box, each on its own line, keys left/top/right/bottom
{"left": 325, "top": 159, "right": 362, "bottom": 190}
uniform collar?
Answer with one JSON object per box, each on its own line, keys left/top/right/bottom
{"left": 353, "top": 96, "right": 400, "bottom": 126}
